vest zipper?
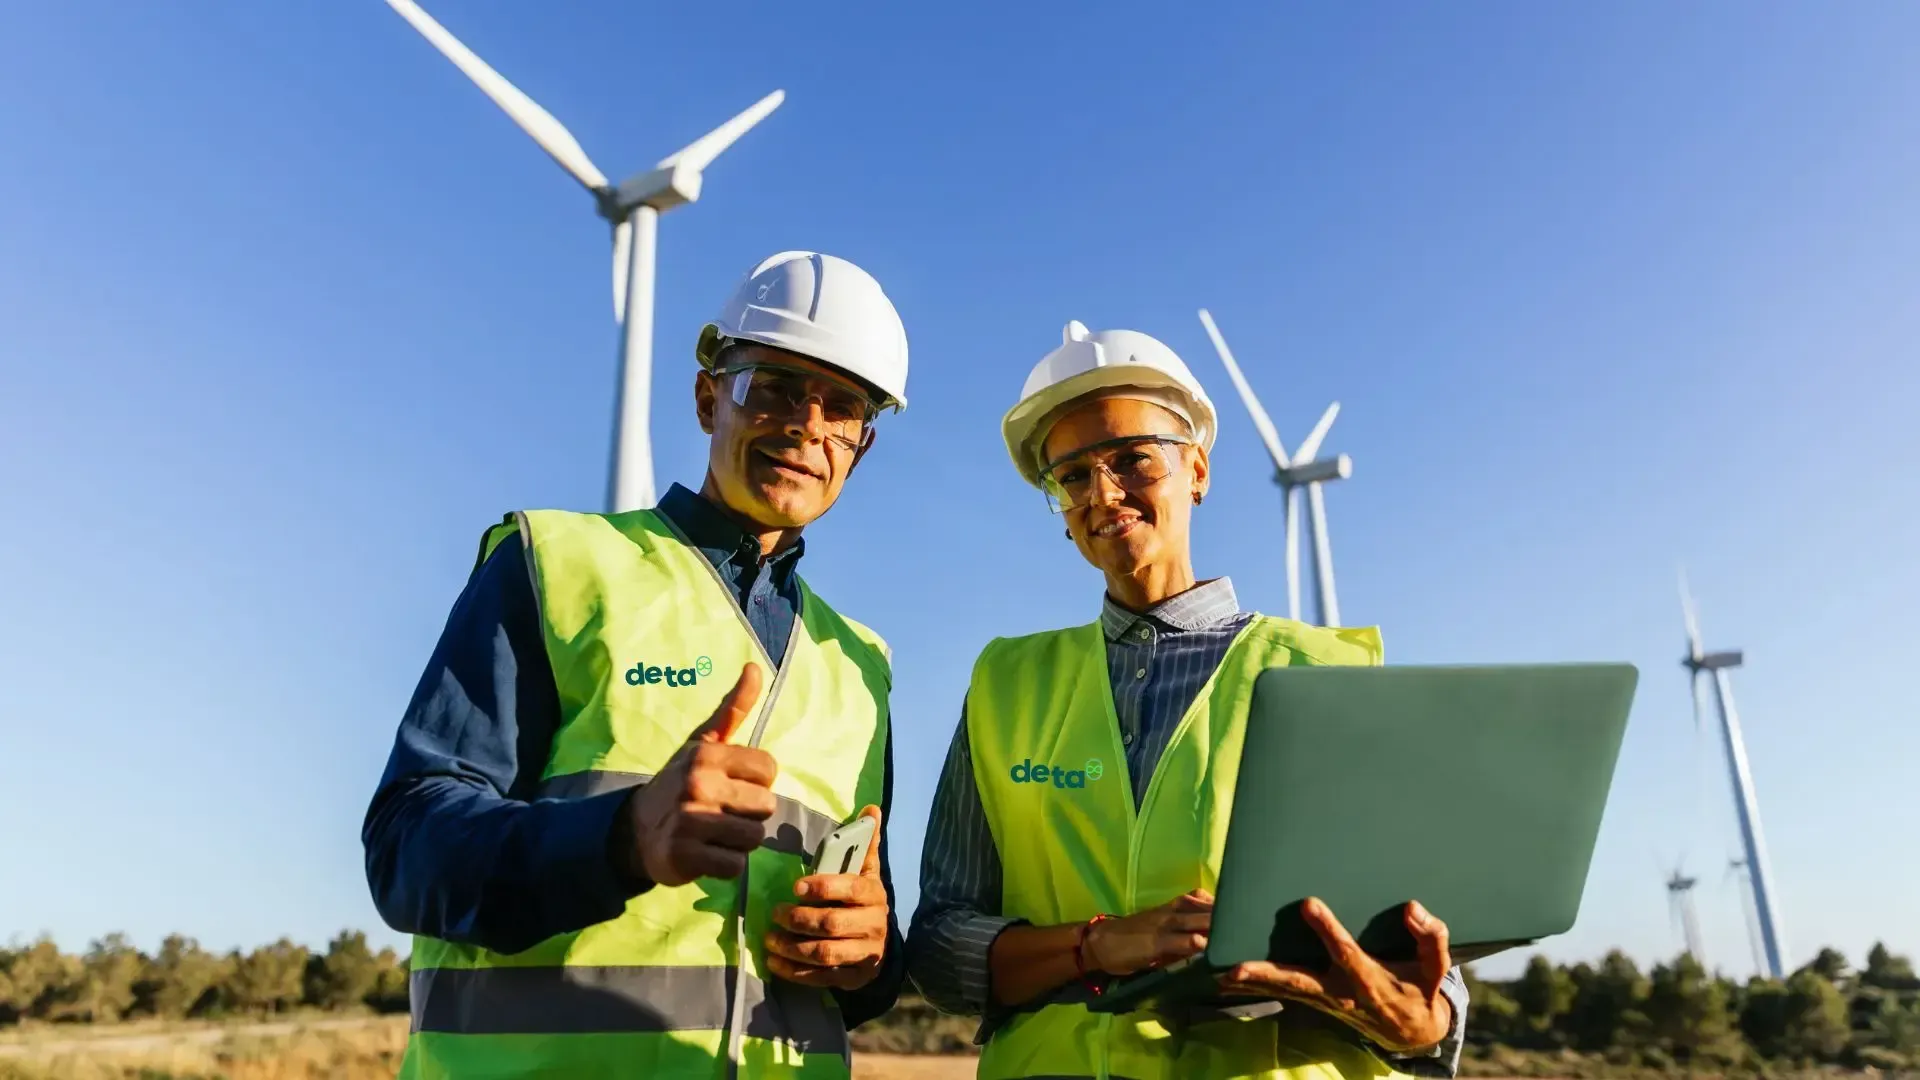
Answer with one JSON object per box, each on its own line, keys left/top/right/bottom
{"left": 654, "top": 515, "right": 809, "bottom": 1077}
{"left": 1102, "top": 622, "right": 1256, "bottom": 1080}
{"left": 1124, "top": 622, "right": 1255, "bottom": 877}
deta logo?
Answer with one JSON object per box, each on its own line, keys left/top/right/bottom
{"left": 625, "top": 655, "right": 714, "bottom": 688}
{"left": 1009, "top": 757, "right": 1105, "bottom": 790}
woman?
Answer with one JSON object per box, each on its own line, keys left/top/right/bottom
{"left": 906, "top": 321, "right": 1468, "bottom": 1080}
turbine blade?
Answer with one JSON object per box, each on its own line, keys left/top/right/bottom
{"left": 656, "top": 89, "right": 786, "bottom": 173}
{"left": 1679, "top": 567, "right": 1703, "bottom": 655}
{"left": 1690, "top": 671, "right": 1707, "bottom": 731}
{"left": 384, "top": 0, "right": 608, "bottom": 192}
{"left": 612, "top": 218, "right": 632, "bottom": 322}
{"left": 1294, "top": 402, "right": 1341, "bottom": 463}
{"left": 1197, "top": 309, "right": 1291, "bottom": 471}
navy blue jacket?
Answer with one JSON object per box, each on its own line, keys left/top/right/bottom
{"left": 362, "top": 482, "right": 905, "bottom": 1028}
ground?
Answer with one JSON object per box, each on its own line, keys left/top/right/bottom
{"left": 856, "top": 1056, "right": 977, "bottom": 1079}
{"left": 0, "top": 1015, "right": 982, "bottom": 1079}
{"left": 0, "top": 1016, "right": 1591, "bottom": 1079}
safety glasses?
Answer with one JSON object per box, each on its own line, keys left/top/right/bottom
{"left": 1037, "top": 435, "right": 1192, "bottom": 514}
{"left": 713, "top": 360, "right": 881, "bottom": 452}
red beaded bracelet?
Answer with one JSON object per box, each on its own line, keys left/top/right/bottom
{"left": 1074, "top": 913, "right": 1112, "bottom": 995}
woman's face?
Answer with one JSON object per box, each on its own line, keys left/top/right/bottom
{"left": 1040, "top": 396, "right": 1207, "bottom": 580}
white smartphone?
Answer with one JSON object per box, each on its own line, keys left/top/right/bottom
{"left": 811, "top": 815, "right": 877, "bottom": 877}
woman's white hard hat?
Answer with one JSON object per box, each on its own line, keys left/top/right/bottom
{"left": 1001, "top": 320, "right": 1218, "bottom": 488}
{"left": 696, "top": 251, "right": 910, "bottom": 411}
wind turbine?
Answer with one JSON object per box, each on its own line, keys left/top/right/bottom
{"left": 1197, "top": 309, "right": 1352, "bottom": 627}
{"left": 383, "top": 0, "right": 785, "bottom": 513}
{"left": 1680, "top": 570, "right": 1787, "bottom": 978}
{"left": 1665, "top": 865, "right": 1705, "bottom": 965}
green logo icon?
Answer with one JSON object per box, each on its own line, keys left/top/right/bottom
{"left": 695, "top": 655, "right": 714, "bottom": 677}
{"left": 1083, "top": 759, "right": 1105, "bottom": 781}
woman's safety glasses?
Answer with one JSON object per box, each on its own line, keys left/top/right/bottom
{"left": 714, "top": 361, "right": 881, "bottom": 453}
{"left": 1037, "top": 435, "right": 1192, "bottom": 513}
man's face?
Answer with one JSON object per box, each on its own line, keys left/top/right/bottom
{"left": 695, "top": 343, "right": 878, "bottom": 530}
{"left": 1041, "top": 396, "right": 1206, "bottom": 578}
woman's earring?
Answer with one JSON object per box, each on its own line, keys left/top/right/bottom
{"left": 1193, "top": 490, "right": 1205, "bottom": 505}
{"left": 1065, "top": 527, "right": 1073, "bottom": 539}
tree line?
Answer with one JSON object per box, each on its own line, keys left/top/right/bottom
{"left": 1461, "top": 943, "right": 1920, "bottom": 1074}
{"left": 0, "top": 931, "right": 407, "bottom": 1024}
{"left": 5, "top": 929, "right": 1919, "bottom": 1073}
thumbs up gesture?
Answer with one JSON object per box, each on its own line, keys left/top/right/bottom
{"left": 616, "top": 664, "right": 779, "bottom": 888}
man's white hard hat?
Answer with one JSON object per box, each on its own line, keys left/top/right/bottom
{"left": 1001, "top": 320, "right": 1218, "bottom": 488}
{"left": 696, "top": 251, "right": 910, "bottom": 412}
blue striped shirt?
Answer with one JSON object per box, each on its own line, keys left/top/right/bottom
{"left": 904, "top": 578, "right": 1468, "bottom": 1075}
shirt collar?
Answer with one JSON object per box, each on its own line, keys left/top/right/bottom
{"left": 1101, "top": 577, "right": 1242, "bottom": 642}
{"left": 655, "top": 482, "right": 806, "bottom": 582}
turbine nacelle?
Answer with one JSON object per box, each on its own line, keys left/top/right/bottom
{"left": 1684, "top": 649, "right": 1744, "bottom": 673}
{"left": 1279, "top": 454, "right": 1353, "bottom": 487}
{"left": 608, "top": 162, "right": 707, "bottom": 216}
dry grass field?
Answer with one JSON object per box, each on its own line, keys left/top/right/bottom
{"left": 0, "top": 1017, "right": 1628, "bottom": 1080}
{"left": 853, "top": 1056, "right": 978, "bottom": 1079}
{"left": 0, "top": 1015, "right": 406, "bottom": 1079}
{"left": 0, "top": 1015, "right": 980, "bottom": 1079}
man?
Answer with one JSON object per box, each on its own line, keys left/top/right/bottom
{"left": 363, "top": 250, "right": 912, "bottom": 1078}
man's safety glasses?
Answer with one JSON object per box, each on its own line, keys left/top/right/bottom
{"left": 714, "top": 361, "right": 881, "bottom": 452}
{"left": 1037, "top": 435, "right": 1192, "bottom": 513}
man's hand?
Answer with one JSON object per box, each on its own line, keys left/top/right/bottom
{"left": 1219, "top": 898, "right": 1454, "bottom": 1053}
{"left": 765, "top": 805, "right": 889, "bottom": 991}
{"left": 1084, "top": 889, "right": 1215, "bottom": 977}
{"left": 616, "top": 664, "right": 776, "bottom": 888}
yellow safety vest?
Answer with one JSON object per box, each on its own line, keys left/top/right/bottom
{"left": 964, "top": 613, "right": 1414, "bottom": 1080}
{"left": 400, "top": 507, "right": 892, "bottom": 1079}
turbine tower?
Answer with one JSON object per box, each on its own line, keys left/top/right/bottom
{"left": 1680, "top": 571, "right": 1786, "bottom": 978}
{"left": 1728, "top": 856, "right": 1770, "bottom": 977}
{"left": 1666, "top": 866, "right": 1705, "bottom": 965}
{"left": 1197, "top": 309, "right": 1352, "bottom": 626}
{"left": 383, "top": 0, "right": 785, "bottom": 513}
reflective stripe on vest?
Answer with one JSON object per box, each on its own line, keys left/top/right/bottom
{"left": 409, "top": 965, "right": 841, "bottom": 1049}
{"left": 965, "top": 615, "right": 1402, "bottom": 1080}
{"left": 403, "top": 507, "right": 891, "bottom": 1080}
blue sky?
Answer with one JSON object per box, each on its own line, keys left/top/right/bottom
{"left": 1, "top": 2, "right": 1913, "bottom": 983}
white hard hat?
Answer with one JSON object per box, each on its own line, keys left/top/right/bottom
{"left": 696, "top": 251, "right": 910, "bottom": 412}
{"left": 1001, "top": 320, "right": 1218, "bottom": 488}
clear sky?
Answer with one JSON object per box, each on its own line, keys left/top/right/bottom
{"left": 1, "top": 2, "right": 1913, "bottom": 983}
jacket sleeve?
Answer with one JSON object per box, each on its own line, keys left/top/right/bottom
{"left": 361, "top": 531, "right": 648, "bottom": 955}
{"left": 829, "top": 724, "right": 908, "bottom": 1028}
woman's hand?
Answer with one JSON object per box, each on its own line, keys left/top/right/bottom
{"left": 987, "top": 888, "right": 1214, "bottom": 1006}
{"left": 1219, "top": 897, "right": 1454, "bottom": 1053}
{"left": 1084, "top": 889, "right": 1214, "bottom": 977}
